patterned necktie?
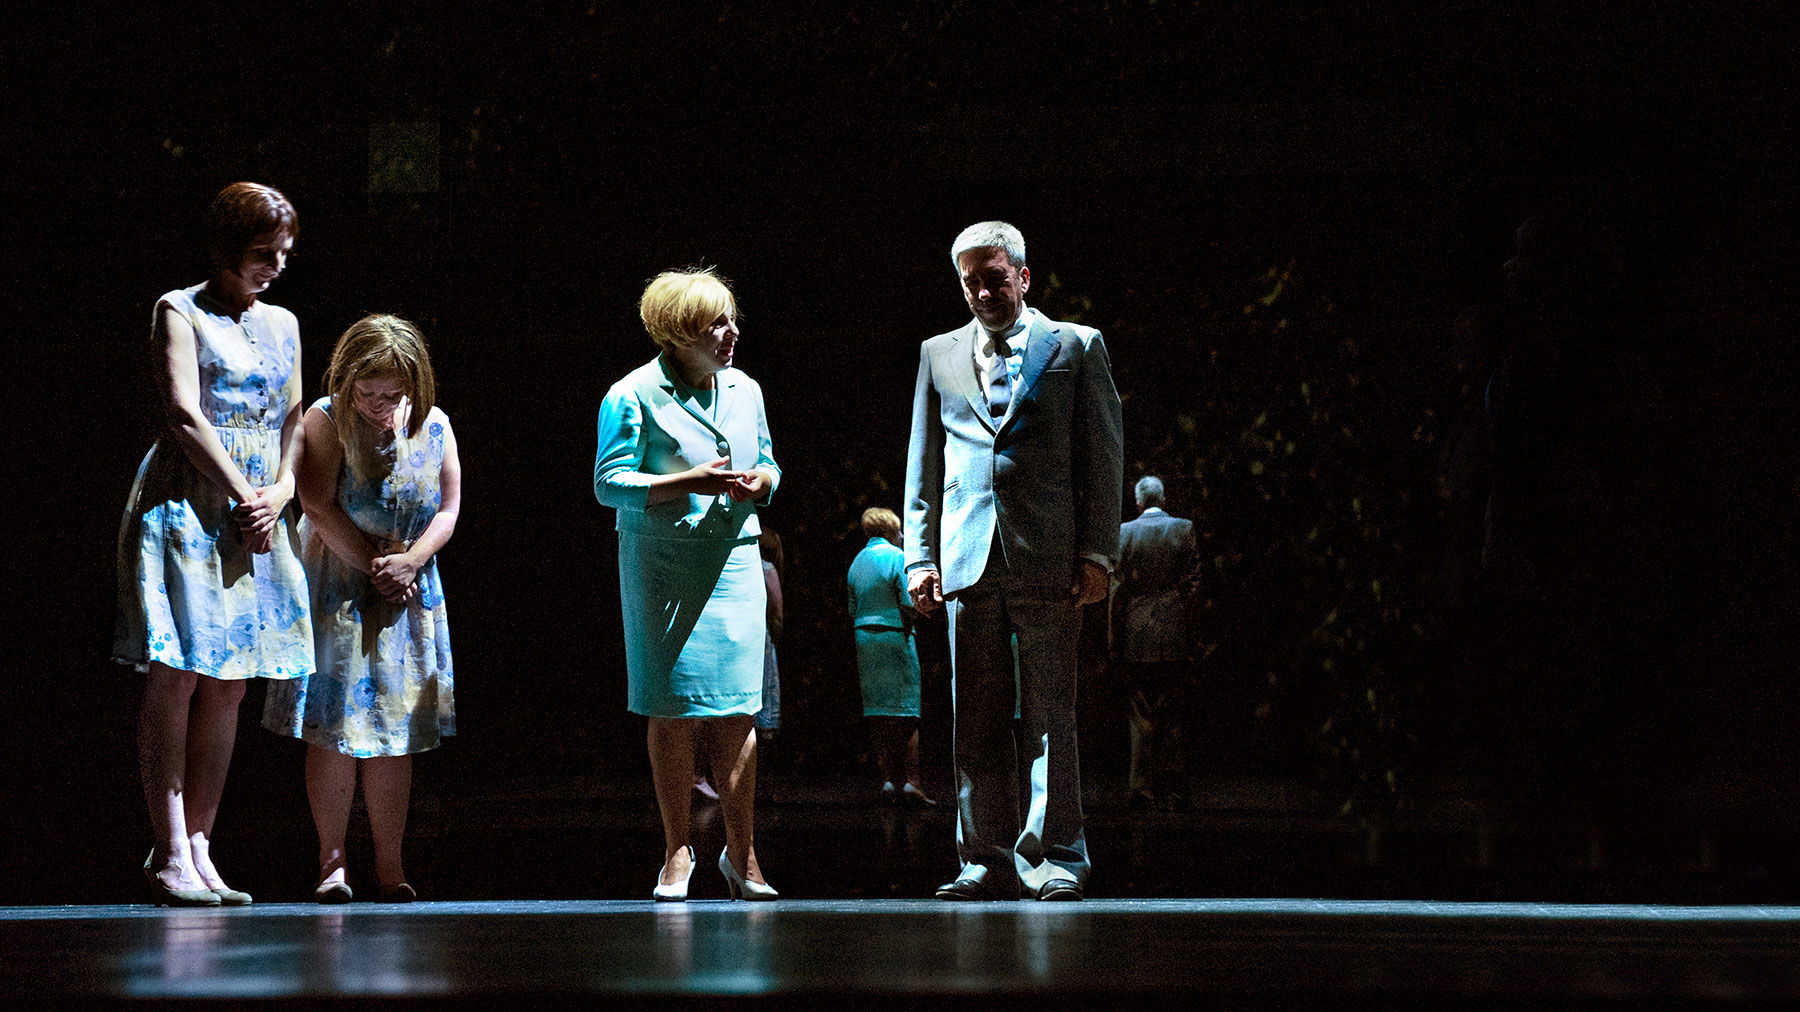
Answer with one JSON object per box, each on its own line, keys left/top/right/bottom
{"left": 988, "top": 333, "right": 1012, "bottom": 417}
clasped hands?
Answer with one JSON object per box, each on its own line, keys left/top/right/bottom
{"left": 907, "top": 559, "right": 1109, "bottom": 617}
{"left": 687, "top": 456, "right": 770, "bottom": 502}
{"left": 231, "top": 477, "right": 293, "bottom": 556}
{"left": 370, "top": 541, "right": 422, "bottom": 605}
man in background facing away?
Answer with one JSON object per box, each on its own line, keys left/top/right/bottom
{"left": 1112, "top": 475, "right": 1199, "bottom": 810}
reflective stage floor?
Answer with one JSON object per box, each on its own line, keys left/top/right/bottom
{"left": 11, "top": 898, "right": 1800, "bottom": 1009}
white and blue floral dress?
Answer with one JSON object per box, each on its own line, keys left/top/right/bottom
{"left": 114, "top": 285, "right": 314, "bottom": 681}
{"left": 262, "top": 397, "right": 455, "bottom": 757}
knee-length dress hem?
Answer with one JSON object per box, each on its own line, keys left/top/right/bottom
{"left": 260, "top": 397, "right": 455, "bottom": 758}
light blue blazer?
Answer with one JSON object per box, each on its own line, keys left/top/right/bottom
{"left": 848, "top": 537, "right": 910, "bottom": 629}
{"left": 904, "top": 314, "right": 1123, "bottom": 595}
{"left": 594, "top": 355, "right": 780, "bottom": 540}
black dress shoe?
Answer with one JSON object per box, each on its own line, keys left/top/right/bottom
{"left": 935, "top": 876, "right": 1012, "bottom": 901}
{"left": 1036, "top": 878, "right": 1083, "bottom": 901}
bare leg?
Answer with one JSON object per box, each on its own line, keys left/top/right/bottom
{"left": 362, "top": 755, "right": 413, "bottom": 890}
{"left": 183, "top": 676, "right": 246, "bottom": 890}
{"left": 139, "top": 663, "right": 206, "bottom": 892}
{"left": 870, "top": 717, "right": 900, "bottom": 788}
{"left": 706, "top": 714, "right": 767, "bottom": 884}
{"left": 306, "top": 745, "right": 357, "bottom": 889}
{"left": 902, "top": 721, "right": 925, "bottom": 792}
{"left": 646, "top": 718, "right": 697, "bottom": 886}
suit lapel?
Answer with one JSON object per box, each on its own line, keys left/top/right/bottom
{"left": 653, "top": 355, "right": 731, "bottom": 446}
{"left": 946, "top": 323, "right": 998, "bottom": 435}
{"left": 999, "top": 316, "right": 1062, "bottom": 431}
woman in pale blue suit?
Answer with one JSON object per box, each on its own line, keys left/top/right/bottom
{"left": 595, "top": 268, "right": 781, "bottom": 901}
{"left": 848, "top": 507, "right": 932, "bottom": 806}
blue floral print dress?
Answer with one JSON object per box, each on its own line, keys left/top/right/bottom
{"left": 114, "top": 284, "right": 314, "bottom": 681}
{"left": 262, "top": 397, "right": 455, "bottom": 757}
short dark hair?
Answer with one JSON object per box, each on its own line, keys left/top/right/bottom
{"left": 207, "top": 182, "right": 297, "bottom": 267}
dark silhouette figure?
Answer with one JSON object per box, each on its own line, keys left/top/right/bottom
{"left": 1110, "top": 476, "right": 1201, "bottom": 809}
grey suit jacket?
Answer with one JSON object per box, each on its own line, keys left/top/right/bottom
{"left": 1112, "top": 508, "right": 1198, "bottom": 662}
{"left": 904, "top": 312, "right": 1123, "bottom": 596}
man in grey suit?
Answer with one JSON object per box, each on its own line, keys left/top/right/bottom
{"left": 904, "top": 221, "right": 1123, "bottom": 901}
{"left": 1111, "top": 475, "right": 1200, "bottom": 809}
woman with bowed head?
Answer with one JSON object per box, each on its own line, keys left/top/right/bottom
{"left": 116, "top": 182, "right": 312, "bottom": 906}
{"left": 595, "top": 268, "right": 781, "bottom": 901}
{"left": 263, "top": 314, "right": 460, "bottom": 903}
{"left": 847, "top": 507, "right": 932, "bottom": 806}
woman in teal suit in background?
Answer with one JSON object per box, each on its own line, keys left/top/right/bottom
{"left": 595, "top": 268, "right": 781, "bottom": 901}
{"left": 848, "top": 507, "right": 931, "bottom": 806}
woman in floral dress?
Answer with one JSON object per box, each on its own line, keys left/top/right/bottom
{"left": 116, "top": 182, "right": 313, "bottom": 906}
{"left": 263, "top": 314, "right": 461, "bottom": 903}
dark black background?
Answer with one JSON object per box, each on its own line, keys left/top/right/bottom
{"left": 5, "top": 3, "right": 1796, "bottom": 904}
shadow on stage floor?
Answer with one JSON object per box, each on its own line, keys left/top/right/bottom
{"left": 11, "top": 898, "right": 1800, "bottom": 1009}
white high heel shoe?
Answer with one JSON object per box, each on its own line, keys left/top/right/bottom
{"left": 653, "top": 846, "right": 695, "bottom": 901}
{"left": 718, "top": 848, "right": 779, "bottom": 901}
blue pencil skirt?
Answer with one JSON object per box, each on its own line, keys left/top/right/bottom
{"left": 618, "top": 533, "right": 765, "bottom": 718}
{"left": 855, "top": 625, "right": 921, "bottom": 717}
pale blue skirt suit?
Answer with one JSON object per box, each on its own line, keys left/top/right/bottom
{"left": 595, "top": 355, "right": 780, "bottom": 718}
{"left": 847, "top": 537, "right": 921, "bottom": 717}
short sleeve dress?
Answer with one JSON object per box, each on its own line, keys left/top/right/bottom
{"left": 114, "top": 284, "right": 314, "bottom": 681}
{"left": 847, "top": 537, "right": 921, "bottom": 717}
{"left": 261, "top": 397, "right": 455, "bottom": 757}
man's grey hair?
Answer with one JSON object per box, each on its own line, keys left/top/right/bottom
{"left": 1134, "top": 475, "right": 1165, "bottom": 508}
{"left": 951, "top": 221, "right": 1027, "bottom": 272}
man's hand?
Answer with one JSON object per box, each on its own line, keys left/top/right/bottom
{"left": 908, "top": 567, "right": 944, "bottom": 617}
{"left": 1071, "top": 559, "right": 1108, "bottom": 606}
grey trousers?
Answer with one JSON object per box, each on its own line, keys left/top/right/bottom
{"left": 947, "top": 580, "right": 1089, "bottom": 893}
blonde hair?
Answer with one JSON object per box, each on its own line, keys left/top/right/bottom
{"left": 861, "top": 507, "right": 901, "bottom": 542}
{"left": 322, "top": 314, "right": 437, "bottom": 478}
{"left": 638, "top": 268, "right": 738, "bottom": 350}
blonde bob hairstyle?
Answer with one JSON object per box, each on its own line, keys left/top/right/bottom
{"left": 322, "top": 314, "right": 438, "bottom": 476}
{"left": 638, "top": 268, "right": 739, "bottom": 350}
{"left": 861, "top": 506, "right": 901, "bottom": 542}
